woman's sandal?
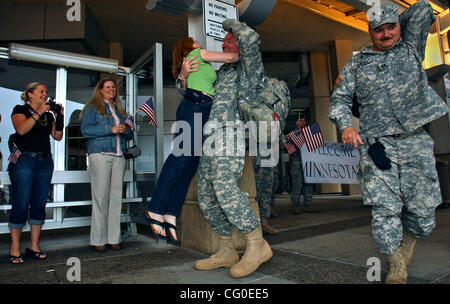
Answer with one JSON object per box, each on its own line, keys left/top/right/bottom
{"left": 165, "top": 222, "right": 180, "bottom": 246}
{"left": 144, "top": 211, "right": 166, "bottom": 240}
{"left": 25, "top": 248, "right": 47, "bottom": 260}
{"left": 9, "top": 254, "right": 24, "bottom": 265}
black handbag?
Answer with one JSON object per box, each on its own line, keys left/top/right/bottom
{"left": 124, "top": 145, "right": 141, "bottom": 159}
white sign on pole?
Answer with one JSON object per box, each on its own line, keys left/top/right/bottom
{"left": 300, "top": 141, "right": 362, "bottom": 184}
{"left": 203, "top": 0, "right": 238, "bottom": 40}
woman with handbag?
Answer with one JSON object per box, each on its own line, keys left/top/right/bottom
{"left": 8, "top": 82, "right": 64, "bottom": 264}
{"left": 80, "top": 78, "right": 134, "bottom": 252}
{"left": 145, "top": 37, "right": 239, "bottom": 245}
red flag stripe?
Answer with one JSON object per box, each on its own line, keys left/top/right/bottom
{"left": 288, "top": 130, "right": 305, "bottom": 148}
{"left": 302, "top": 127, "right": 323, "bottom": 152}
{"left": 140, "top": 104, "right": 158, "bottom": 127}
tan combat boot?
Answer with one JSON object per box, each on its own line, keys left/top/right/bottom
{"left": 229, "top": 225, "right": 273, "bottom": 278}
{"left": 194, "top": 235, "right": 239, "bottom": 270}
{"left": 385, "top": 248, "right": 408, "bottom": 284}
{"left": 261, "top": 217, "right": 279, "bottom": 235}
{"left": 400, "top": 232, "right": 417, "bottom": 266}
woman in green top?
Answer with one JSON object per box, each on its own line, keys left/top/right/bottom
{"left": 145, "top": 37, "right": 239, "bottom": 245}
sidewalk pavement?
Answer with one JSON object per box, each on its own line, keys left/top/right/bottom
{"left": 0, "top": 194, "right": 448, "bottom": 284}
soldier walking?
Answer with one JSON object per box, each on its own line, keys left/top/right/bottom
{"left": 329, "top": 0, "right": 448, "bottom": 284}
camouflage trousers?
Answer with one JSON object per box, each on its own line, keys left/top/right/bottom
{"left": 290, "top": 153, "right": 313, "bottom": 207}
{"left": 252, "top": 157, "right": 274, "bottom": 219}
{"left": 359, "top": 128, "right": 442, "bottom": 255}
{"left": 271, "top": 167, "right": 278, "bottom": 206}
{"left": 198, "top": 155, "right": 260, "bottom": 236}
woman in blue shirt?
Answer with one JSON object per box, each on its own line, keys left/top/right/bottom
{"left": 80, "top": 78, "right": 134, "bottom": 252}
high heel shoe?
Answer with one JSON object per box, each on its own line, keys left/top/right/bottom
{"left": 25, "top": 248, "right": 47, "bottom": 260}
{"left": 165, "top": 222, "right": 180, "bottom": 246}
{"left": 144, "top": 211, "right": 166, "bottom": 240}
{"left": 9, "top": 254, "right": 24, "bottom": 265}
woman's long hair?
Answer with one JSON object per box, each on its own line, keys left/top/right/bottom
{"left": 80, "top": 78, "right": 127, "bottom": 119}
{"left": 171, "top": 37, "right": 196, "bottom": 79}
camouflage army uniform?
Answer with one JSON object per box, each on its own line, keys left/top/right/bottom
{"left": 329, "top": 0, "right": 449, "bottom": 255}
{"left": 197, "top": 20, "right": 264, "bottom": 236}
{"left": 290, "top": 149, "right": 313, "bottom": 207}
{"left": 252, "top": 156, "right": 275, "bottom": 219}
{"left": 271, "top": 164, "right": 278, "bottom": 206}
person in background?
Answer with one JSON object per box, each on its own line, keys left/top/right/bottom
{"left": 253, "top": 154, "right": 279, "bottom": 234}
{"left": 290, "top": 115, "right": 313, "bottom": 215}
{"left": 144, "top": 37, "right": 239, "bottom": 245}
{"left": 80, "top": 78, "right": 134, "bottom": 252}
{"left": 8, "top": 82, "right": 64, "bottom": 264}
{"left": 270, "top": 164, "right": 279, "bottom": 218}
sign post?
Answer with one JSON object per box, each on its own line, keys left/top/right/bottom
{"left": 203, "top": 0, "right": 238, "bottom": 40}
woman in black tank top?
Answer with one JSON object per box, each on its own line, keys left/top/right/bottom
{"left": 8, "top": 82, "right": 64, "bottom": 264}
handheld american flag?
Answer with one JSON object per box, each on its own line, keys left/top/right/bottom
{"left": 288, "top": 127, "right": 305, "bottom": 149}
{"left": 124, "top": 115, "right": 135, "bottom": 131}
{"left": 302, "top": 123, "right": 324, "bottom": 152}
{"left": 8, "top": 144, "right": 21, "bottom": 164}
{"left": 139, "top": 97, "right": 158, "bottom": 127}
{"left": 282, "top": 136, "right": 297, "bottom": 154}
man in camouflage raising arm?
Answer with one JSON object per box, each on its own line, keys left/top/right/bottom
{"left": 329, "top": 0, "right": 448, "bottom": 284}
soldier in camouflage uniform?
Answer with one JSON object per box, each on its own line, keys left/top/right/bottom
{"left": 270, "top": 163, "right": 279, "bottom": 217}
{"left": 252, "top": 155, "right": 279, "bottom": 234}
{"left": 329, "top": 0, "right": 449, "bottom": 284}
{"left": 290, "top": 116, "right": 314, "bottom": 215}
{"left": 192, "top": 19, "right": 273, "bottom": 278}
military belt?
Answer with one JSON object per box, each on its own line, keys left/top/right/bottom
{"left": 389, "top": 127, "right": 424, "bottom": 139}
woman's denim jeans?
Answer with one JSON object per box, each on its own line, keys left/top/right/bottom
{"left": 8, "top": 155, "right": 54, "bottom": 229}
{"left": 147, "top": 97, "right": 211, "bottom": 217}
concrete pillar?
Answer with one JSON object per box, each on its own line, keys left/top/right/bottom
{"left": 329, "top": 40, "right": 362, "bottom": 195}
{"left": 428, "top": 77, "right": 450, "bottom": 206}
{"left": 101, "top": 42, "right": 124, "bottom": 90}
{"left": 181, "top": 154, "right": 259, "bottom": 254}
{"left": 308, "top": 51, "right": 341, "bottom": 194}
{"left": 109, "top": 42, "right": 123, "bottom": 66}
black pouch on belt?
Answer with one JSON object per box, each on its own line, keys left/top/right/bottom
{"left": 368, "top": 138, "right": 392, "bottom": 170}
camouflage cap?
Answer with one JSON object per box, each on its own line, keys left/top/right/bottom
{"left": 367, "top": 3, "right": 399, "bottom": 29}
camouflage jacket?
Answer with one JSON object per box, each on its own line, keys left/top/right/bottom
{"left": 207, "top": 19, "right": 263, "bottom": 124}
{"left": 329, "top": 0, "right": 449, "bottom": 139}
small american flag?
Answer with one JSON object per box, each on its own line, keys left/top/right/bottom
{"left": 282, "top": 137, "right": 297, "bottom": 154}
{"left": 8, "top": 144, "right": 21, "bottom": 164}
{"left": 288, "top": 127, "right": 305, "bottom": 149}
{"left": 302, "top": 123, "right": 324, "bottom": 152}
{"left": 139, "top": 97, "right": 158, "bottom": 127}
{"left": 124, "top": 115, "right": 135, "bottom": 131}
